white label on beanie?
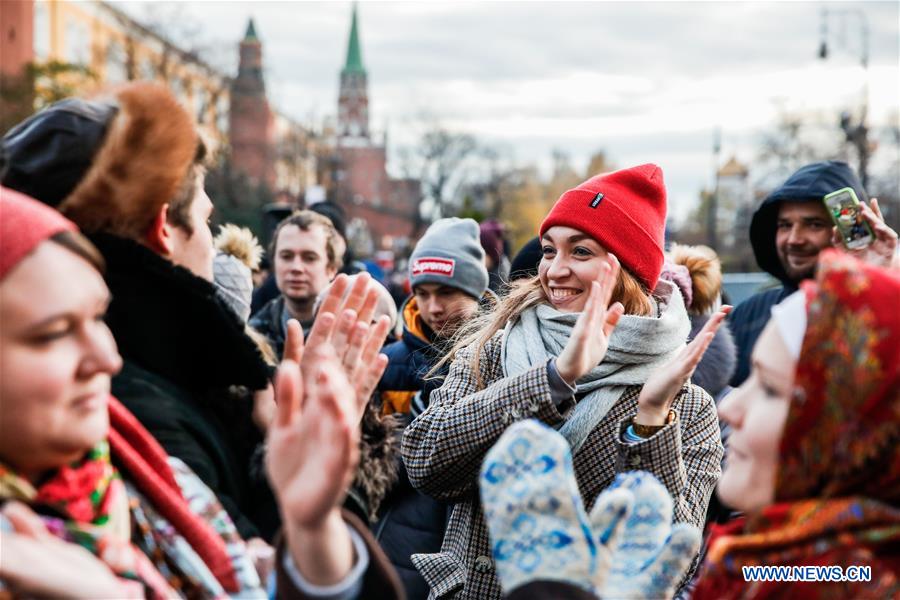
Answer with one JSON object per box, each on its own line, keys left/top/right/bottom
{"left": 412, "top": 257, "right": 455, "bottom": 277}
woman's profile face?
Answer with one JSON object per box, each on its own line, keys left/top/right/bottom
{"left": 0, "top": 241, "right": 122, "bottom": 477}
{"left": 539, "top": 225, "right": 610, "bottom": 313}
{"left": 716, "top": 321, "right": 796, "bottom": 514}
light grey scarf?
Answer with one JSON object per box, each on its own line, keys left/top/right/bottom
{"left": 501, "top": 279, "right": 690, "bottom": 453}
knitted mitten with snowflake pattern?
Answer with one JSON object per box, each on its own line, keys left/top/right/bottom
{"left": 594, "top": 471, "right": 701, "bottom": 599}
{"left": 480, "top": 420, "right": 632, "bottom": 595}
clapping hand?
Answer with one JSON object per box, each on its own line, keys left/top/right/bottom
{"left": 556, "top": 255, "right": 625, "bottom": 385}
{"left": 268, "top": 274, "right": 390, "bottom": 586}
{"left": 283, "top": 273, "right": 391, "bottom": 422}
{"left": 831, "top": 198, "right": 898, "bottom": 269}
{"left": 596, "top": 472, "right": 701, "bottom": 599}
{"left": 636, "top": 305, "right": 731, "bottom": 425}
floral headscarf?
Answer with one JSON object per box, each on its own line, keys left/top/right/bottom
{"left": 776, "top": 250, "right": 900, "bottom": 503}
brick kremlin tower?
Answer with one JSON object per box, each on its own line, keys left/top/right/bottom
{"left": 335, "top": 4, "right": 420, "bottom": 252}
{"left": 337, "top": 5, "right": 369, "bottom": 142}
{"left": 229, "top": 18, "right": 275, "bottom": 190}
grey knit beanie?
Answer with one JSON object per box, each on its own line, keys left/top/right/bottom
{"left": 409, "top": 218, "right": 488, "bottom": 299}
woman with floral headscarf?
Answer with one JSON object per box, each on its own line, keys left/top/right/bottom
{"left": 693, "top": 249, "right": 900, "bottom": 599}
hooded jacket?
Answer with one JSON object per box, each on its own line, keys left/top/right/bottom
{"left": 727, "top": 161, "right": 866, "bottom": 386}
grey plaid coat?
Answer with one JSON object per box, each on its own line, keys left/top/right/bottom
{"left": 401, "top": 332, "right": 724, "bottom": 599}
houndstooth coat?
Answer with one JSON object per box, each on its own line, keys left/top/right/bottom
{"left": 401, "top": 331, "right": 724, "bottom": 599}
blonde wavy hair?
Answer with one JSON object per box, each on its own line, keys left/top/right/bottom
{"left": 430, "top": 264, "right": 653, "bottom": 390}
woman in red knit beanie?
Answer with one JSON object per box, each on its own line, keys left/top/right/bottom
{"left": 0, "top": 187, "right": 402, "bottom": 598}
{"left": 401, "top": 164, "right": 730, "bottom": 599}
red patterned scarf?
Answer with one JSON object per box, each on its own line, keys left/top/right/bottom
{"left": 108, "top": 396, "right": 239, "bottom": 593}
{"left": 0, "top": 397, "right": 240, "bottom": 595}
{"left": 0, "top": 441, "right": 175, "bottom": 597}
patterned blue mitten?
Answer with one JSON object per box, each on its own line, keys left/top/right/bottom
{"left": 480, "top": 420, "right": 628, "bottom": 595}
{"left": 594, "top": 471, "right": 702, "bottom": 599}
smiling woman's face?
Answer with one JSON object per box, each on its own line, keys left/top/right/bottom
{"left": 716, "top": 321, "right": 796, "bottom": 514}
{"left": 0, "top": 241, "right": 122, "bottom": 479}
{"left": 538, "top": 225, "right": 610, "bottom": 313}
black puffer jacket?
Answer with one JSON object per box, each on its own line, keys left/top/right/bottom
{"left": 728, "top": 161, "right": 866, "bottom": 386}
{"left": 93, "top": 233, "right": 275, "bottom": 540}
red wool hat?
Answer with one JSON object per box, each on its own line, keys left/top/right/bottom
{"left": 0, "top": 185, "right": 76, "bottom": 281}
{"left": 539, "top": 164, "right": 667, "bottom": 290}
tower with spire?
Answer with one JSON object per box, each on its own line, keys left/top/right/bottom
{"left": 337, "top": 4, "right": 369, "bottom": 141}
{"left": 229, "top": 18, "right": 275, "bottom": 190}
{"left": 332, "top": 4, "right": 421, "bottom": 253}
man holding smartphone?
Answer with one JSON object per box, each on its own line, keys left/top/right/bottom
{"left": 727, "top": 160, "right": 897, "bottom": 387}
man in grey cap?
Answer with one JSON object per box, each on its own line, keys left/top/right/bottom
{"left": 374, "top": 217, "right": 490, "bottom": 599}
{"left": 379, "top": 217, "right": 489, "bottom": 415}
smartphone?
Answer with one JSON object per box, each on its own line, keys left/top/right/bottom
{"left": 823, "top": 187, "right": 874, "bottom": 250}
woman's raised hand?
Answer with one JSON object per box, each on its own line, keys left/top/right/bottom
{"left": 636, "top": 305, "right": 732, "bottom": 425}
{"left": 266, "top": 350, "right": 362, "bottom": 585}
{"left": 268, "top": 349, "right": 360, "bottom": 531}
{"left": 556, "top": 255, "right": 625, "bottom": 385}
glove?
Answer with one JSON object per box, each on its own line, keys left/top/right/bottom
{"left": 595, "top": 471, "right": 702, "bottom": 599}
{"left": 480, "top": 420, "right": 632, "bottom": 595}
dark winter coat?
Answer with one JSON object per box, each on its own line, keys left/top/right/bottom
{"left": 375, "top": 296, "right": 453, "bottom": 599}
{"left": 92, "top": 233, "right": 275, "bottom": 541}
{"left": 249, "top": 294, "right": 290, "bottom": 360}
{"left": 249, "top": 294, "right": 315, "bottom": 361}
{"left": 728, "top": 161, "right": 866, "bottom": 386}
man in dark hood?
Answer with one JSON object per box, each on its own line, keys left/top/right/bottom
{"left": 727, "top": 160, "right": 896, "bottom": 386}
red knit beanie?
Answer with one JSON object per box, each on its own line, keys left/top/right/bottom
{"left": 539, "top": 164, "right": 667, "bottom": 290}
{"left": 0, "top": 185, "right": 76, "bottom": 281}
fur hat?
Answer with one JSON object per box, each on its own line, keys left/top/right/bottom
{"left": 1, "top": 82, "right": 200, "bottom": 240}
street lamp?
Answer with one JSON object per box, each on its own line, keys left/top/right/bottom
{"left": 818, "top": 7, "right": 872, "bottom": 189}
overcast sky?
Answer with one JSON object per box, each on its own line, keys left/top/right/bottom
{"left": 125, "top": 0, "right": 900, "bottom": 223}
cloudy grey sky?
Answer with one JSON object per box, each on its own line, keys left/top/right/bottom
{"left": 124, "top": 1, "right": 900, "bottom": 223}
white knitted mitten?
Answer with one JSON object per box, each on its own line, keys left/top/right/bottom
{"left": 480, "top": 420, "right": 631, "bottom": 595}
{"left": 594, "top": 471, "right": 702, "bottom": 599}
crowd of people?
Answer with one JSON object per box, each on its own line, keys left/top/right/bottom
{"left": 0, "top": 81, "right": 897, "bottom": 600}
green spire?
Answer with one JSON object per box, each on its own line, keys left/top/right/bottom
{"left": 244, "top": 18, "right": 258, "bottom": 42}
{"left": 343, "top": 4, "right": 365, "bottom": 75}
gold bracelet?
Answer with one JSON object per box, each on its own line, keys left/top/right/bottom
{"left": 632, "top": 409, "right": 676, "bottom": 438}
